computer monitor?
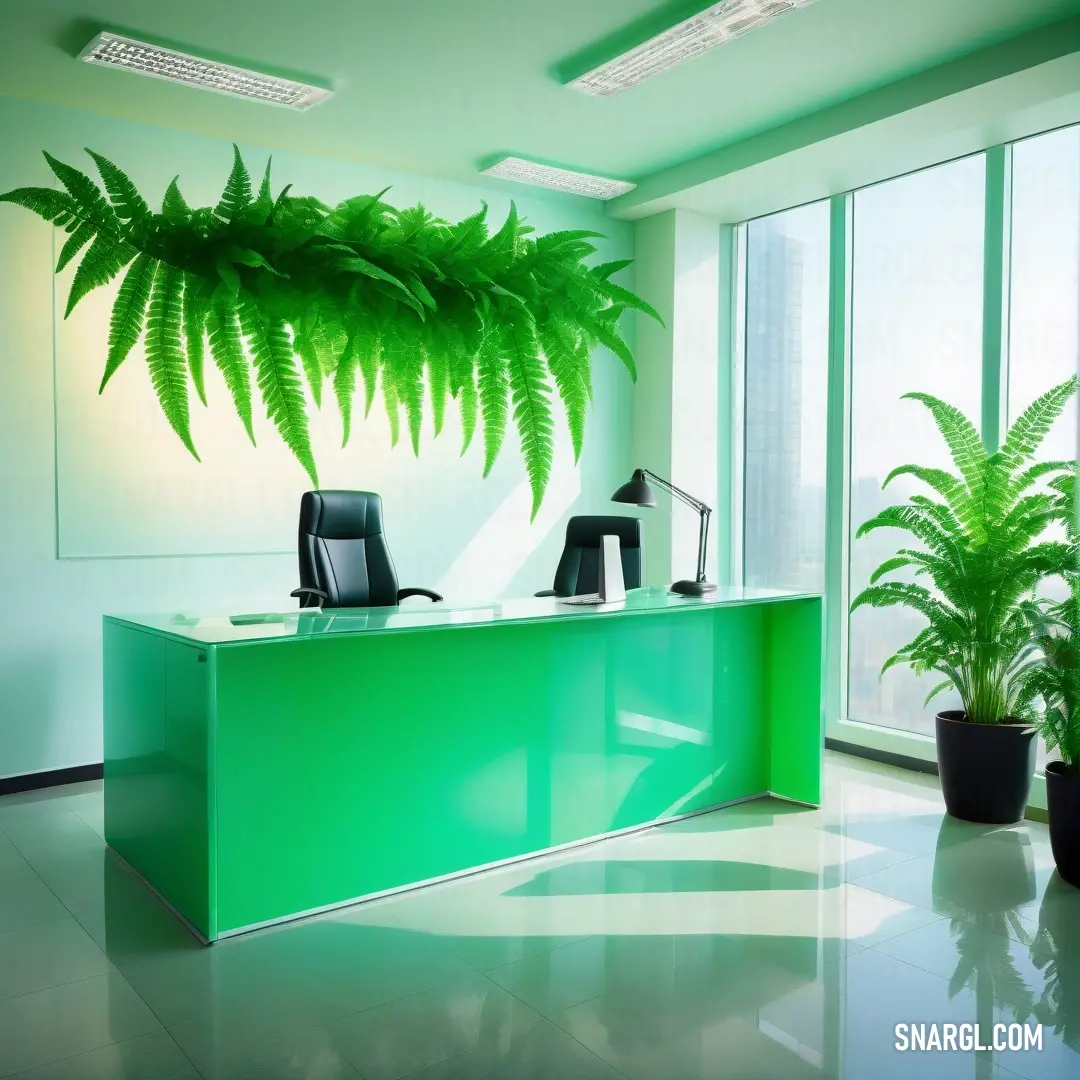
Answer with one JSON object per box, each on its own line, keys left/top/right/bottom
{"left": 598, "top": 533, "right": 626, "bottom": 603}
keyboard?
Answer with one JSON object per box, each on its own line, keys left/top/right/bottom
{"left": 557, "top": 594, "right": 607, "bottom": 605}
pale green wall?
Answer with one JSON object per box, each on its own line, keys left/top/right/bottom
{"left": 629, "top": 213, "right": 676, "bottom": 584}
{"left": 631, "top": 210, "right": 721, "bottom": 587}
{"left": 0, "top": 94, "right": 635, "bottom": 779}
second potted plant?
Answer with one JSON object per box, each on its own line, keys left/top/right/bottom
{"left": 851, "top": 377, "right": 1077, "bottom": 824}
{"left": 1019, "top": 470, "right": 1080, "bottom": 887}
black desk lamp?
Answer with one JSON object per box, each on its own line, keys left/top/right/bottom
{"left": 611, "top": 468, "right": 716, "bottom": 597}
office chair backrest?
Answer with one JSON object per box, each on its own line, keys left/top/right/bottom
{"left": 297, "top": 490, "right": 401, "bottom": 608}
{"left": 552, "top": 516, "right": 643, "bottom": 597}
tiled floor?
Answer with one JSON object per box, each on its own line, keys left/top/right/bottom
{"left": 0, "top": 751, "right": 1077, "bottom": 1079}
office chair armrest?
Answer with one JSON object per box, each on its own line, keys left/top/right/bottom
{"left": 534, "top": 590, "right": 559, "bottom": 597}
{"left": 396, "top": 587, "right": 443, "bottom": 603}
{"left": 290, "top": 587, "right": 328, "bottom": 604}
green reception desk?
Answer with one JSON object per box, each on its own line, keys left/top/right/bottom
{"left": 103, "top": 586, "right": 822, "bottom": 941}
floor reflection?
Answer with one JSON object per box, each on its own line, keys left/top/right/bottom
{"left": 0, "top": 753, "right": 1077, "bottom": 1079}
{"left": 932, "top": 819, "right": 1037, "bottom": 1014}
{"left": 1032, "top": 874, "right": 1080, "bottom": 1054}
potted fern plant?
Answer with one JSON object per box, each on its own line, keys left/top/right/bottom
{"left": 851, "top": 378, "right": 1077, "bottom": 824}
{"left": 1018, "top": 471, "right": 1080, "bottom": 887}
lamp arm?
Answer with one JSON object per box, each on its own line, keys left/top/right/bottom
{"left": 636, "top": 469, "right": 712, "bottom": 585}
{"left": 639, "top": 469, "right": 710, "bottom": 514}
{"left": 696, "top": 506, "right": 712, "bottom": 584}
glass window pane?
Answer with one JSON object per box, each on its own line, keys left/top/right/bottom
{"left": 1009, "top": 125, "right": 1078, "bottom": 498}
{"left": 848, "top": 155, "right": 986, "bottom": 735}
{"left": 1008, "top": 124, "right": 1080, "bottom": 767}
{"left": 742, "top": 201, "right": 830, "bottom": 592}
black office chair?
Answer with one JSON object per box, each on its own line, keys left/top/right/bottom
{"left": 536, "top": 515, "right": 643, "bottom": 598}
{"left": 290, "top": 490, "right": 443, "bottom": 609}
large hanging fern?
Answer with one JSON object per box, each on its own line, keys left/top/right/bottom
{"left": 1, "top": 146, "right": 660, "bottom": 518}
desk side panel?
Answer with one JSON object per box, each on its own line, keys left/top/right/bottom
{"left": 213, "top": 606, "right": 771, "bottom": 934}
{"left": 103, "top": 621, "right": 211, "bottom": 935}
{"left": 765, "top": 597, "right": 824, "bottom": 805}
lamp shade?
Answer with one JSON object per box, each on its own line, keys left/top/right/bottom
{"left": 611, "top": 469, "right": 656, "bottom": 507}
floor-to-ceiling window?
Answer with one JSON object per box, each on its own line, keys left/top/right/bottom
{"left": 847, "top": 156, "right": 986, "bottom": 735}
{"left": 741, "top": 202, "right": 830, "bottom": 593}
{"left": 733, "top": 123, "right": 1080, "bottom": 758}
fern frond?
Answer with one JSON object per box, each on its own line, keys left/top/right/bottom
{"left": 182, "top": 273, "right": 210, "bottom": 406}
{"left": 477, "top": 326, "right": 508, "bottom": 477}
{"left": 356, "top": 328, "right": 380, "bottom": 419}
{"left": 458, "top": 364, "right": 478, "bottom": 455}
{"left": 65, "top": 234, "right": 136, "bottom": 317}
{"left": 404, "top": 271, "right": 437, "bottom": 311}
{"left": 444, "top": 204, "right": 489, "bottom": 261}
{"left": 162, "top": 178, "right": 190, "bottom": 223}
{"left": 333, "top": 331, "right": 360, "bottom": 447}
{"left": 1011, "top": 460, "right": 1076, "bottom": 501}
{"left": 590, "top": 259, "right": 634, "bottom": 281}
{"left": 594, "top": 279, "right": 664, "bottom": 325}
{"left": 536, "top": 229, "right": 602, "bottom": 262}
{"left": 42, "top": 152, "right": 117, "bottom": 234}
{"left": 589, "top": 310, "right": 637, "bottom": 380}
{"left": 56, "top": 219, "right": 96, "bottom": 272}
{"left": 207, "top": 288, "right": 255, "bottom": 444}
{"left": 923, "top": 680, "right": 955, "bottom": 707}
{"left": 388, "top": 334, "right": 425, "bottom": 454}
{"left": 902, "top": 392, "right": 987, "bottom": 494}
{"left": 239, "top": 295, "right": 317, "bottom": 483}
{"left": 100, "top": 252, "right": 157, "bottom": 391}
{"left": 382, "top": 363, "right": 401, "bottom": 447}
{"left": 336, "top": 254, "right": 420, "bottom": 311}
{"left": 249, "top": 157, "right": 274, "bottom": 222}
{"left": 145, "top": 263, "right": 198, "bottom": 459}
{"left": 867, "top": 555, "right": 917, "bottom": 585}
{"left": 318, "top": 189, "right": 392, "bottom": 242}
{"left": 480, "top": 203, "right": 524, "bottom": 274}
{"left": 215, "top": 144, "right": 253, "bottom": 222}
{"left": 540, "top": 321, "right": 589, "bottom": 461}
{"left": 883, "top": 464, "right": 973, "bottom": 519}
{"left": 85, "top": 150, "right": 149, "bottom": 222}
{"left": 293, "top": 321, "right": 324, "bottom": 409}
{"left": 0, "top": 187, "right": 81, "bottom": 230}
{"left": 393, "top": 203, "right": 438, "bottom": 243}
{"left": 504, "top": 306, "right": 554, "bottom": 518}
{"left": 850, "top": 581, "right": 953, "bottom": 624}
{"left": 1000, "top": 377, "right": 1078, "bottom": 469}
{"left": 427, "top": 348, "right": 449, "bottom": 437}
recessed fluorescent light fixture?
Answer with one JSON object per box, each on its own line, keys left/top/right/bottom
{"left": 481, "top": 157, "right": 635, "bottom": 200}
{"left": 568, "top": 0, "right": 819, "bottom": 97}
{"left": 78, "top": 30, "right": 333, "bottom": 110}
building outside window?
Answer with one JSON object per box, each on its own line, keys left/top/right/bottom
{"left": 742, "top": 203, "right": 830, "bottom": 594}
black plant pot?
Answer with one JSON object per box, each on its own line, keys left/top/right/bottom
{"left": 936, "top": 710, "right": 1037, "bottom": 825}
{"left": 1046, "top": 761, "right": 1080, "bottom": 889}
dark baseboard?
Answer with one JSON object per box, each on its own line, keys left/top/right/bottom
{"left": 0, "top": 763, "right": 104, "bottom": 796}
{"left": 826, "top": 737, "right": 938, "bottom": 776}
{"left": 826, "top": 738, "right": 1049, "bottom": 824}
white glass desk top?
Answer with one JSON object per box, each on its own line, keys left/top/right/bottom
{"left": 107, "top": 585, "right": 819, "bottom": 646}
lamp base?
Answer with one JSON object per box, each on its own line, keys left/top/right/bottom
{"left": 670, "top": 579, "right": 718, "bottom": 597}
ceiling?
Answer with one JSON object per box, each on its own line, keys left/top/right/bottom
{"left": 1, "top": 0, "right": 1078, "bottom": 197}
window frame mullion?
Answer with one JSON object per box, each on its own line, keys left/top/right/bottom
{"left": 824, "top": 193, "right": 854, "bottom": 735}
